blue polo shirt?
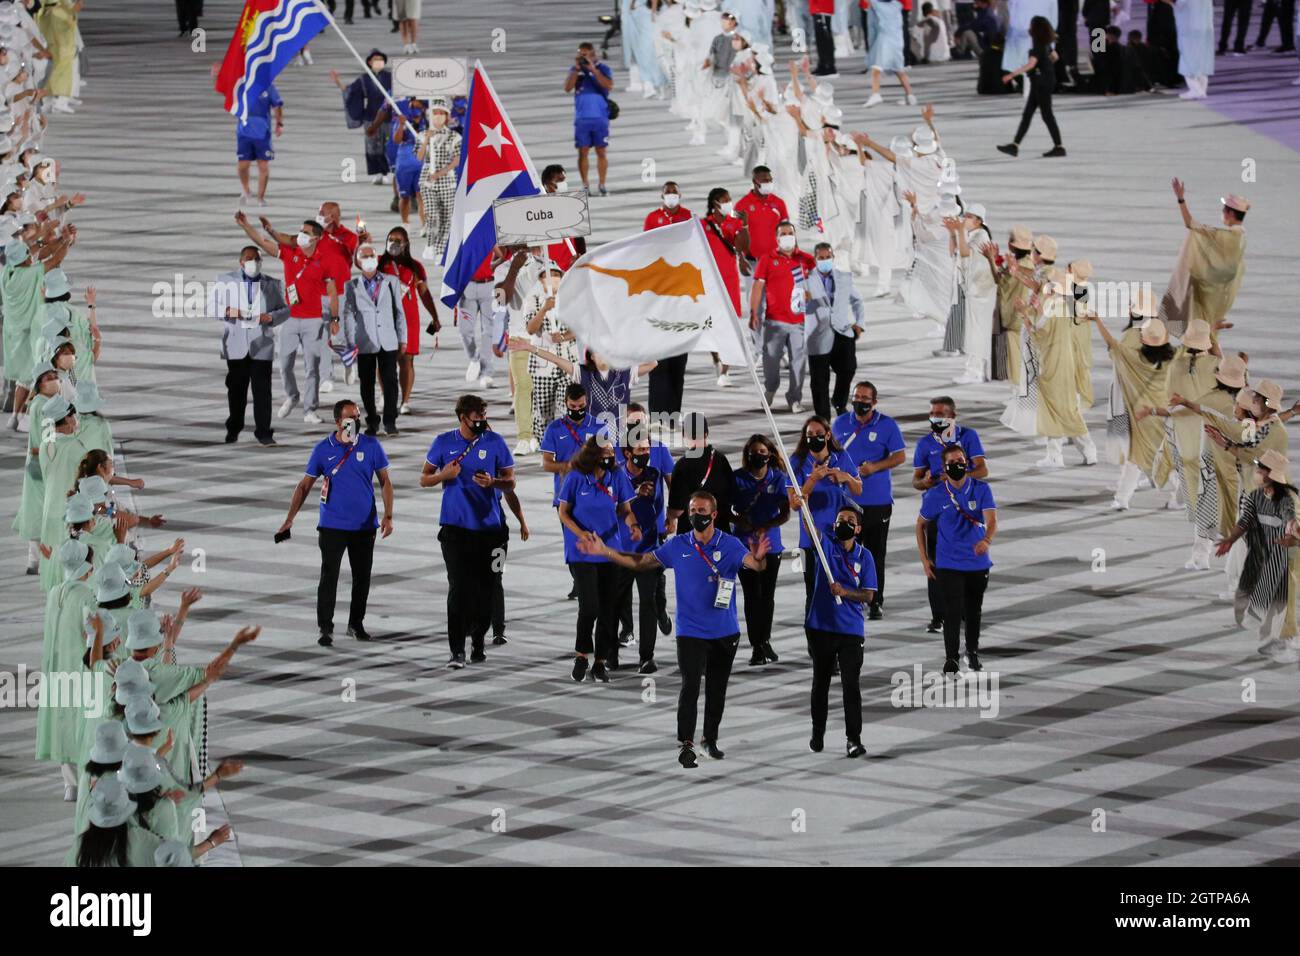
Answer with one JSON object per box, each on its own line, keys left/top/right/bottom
{"left": 540, "top": 413, "right": 605, "bottom": 504}
{"left": 425, "top": 428, "right": 515, "bottom": 531}
{"left": 731, "top": 466, "right": 791, "bottom": 553}
{"left": 919, "top": 478, "right": 996, "bottom": 572}
{"left": 237, "top": 83, "right": 283, "bottom": 141}
{"left": 570, "top": 61, "right": 613, "bottom": 120}
{"left": 807, "top": 532, "right": 877, "bottom": 636}
{"left": 305, "top": 434, "right": 389, "bottom": 532}
{"left": 559, "top": 468, "right": 634, "bottom": 563}
{"left": 614, "top": 441, "right": 675, "bottom": 477}
{"left": 913, "top": 424, "right": 985, "bottom": 478}
{"left": 620, "top": 463, "right": 667, "bottom": 553}
{"left": 790, "top": 450, "right": 855, "bottom": 548}
{"left": 653, "top": 529, "right": 750, "bottom": 639}
{"left": 832, "top": 410, "right": 906, "bottom": 506}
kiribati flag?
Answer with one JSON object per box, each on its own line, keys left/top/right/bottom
{"left": 440, "top": 62, "right": 540, "bottom": 307}
{"left": 215, "top": 0, "right": 329, "bottom": 126}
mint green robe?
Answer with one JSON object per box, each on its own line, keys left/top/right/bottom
{"left": 35, "top": 577, "right": 96, "bottom": 763}
{"left": 11, "top": 392, "right": 48, "bottom": 540}
{"left": 1, "top": 261, "right": 44, "bottom": 385}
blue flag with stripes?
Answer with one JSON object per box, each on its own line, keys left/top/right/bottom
{"left": 229, "top": 0, "right": 329, "bottom": 127}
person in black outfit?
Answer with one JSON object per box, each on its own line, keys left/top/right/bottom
{"left": 1254, "top": 0, "right": 1297, "bottom": 51}
{"left": 175, "top": 0, "right": 201, "bottom": 35}
{"left": 996, "top": 17, "right": 1066, "bottom": 158}
{"left": 648, "top": 353, "right": 689, "bottom": 423}
{"left": 1055, "top": 0, "right": 1082, "bottom": 86}
{"left": 812, "top": 5, "right": 838, "bottom": 75}
{"left": 1219, "top": 0, "right": 1254, "bottom": 53}
{"left": 666, "top": 413, "right": 734, "bottom": 536}
{"left": 1146, "top": 0, "right": 1183, "bottom": 85}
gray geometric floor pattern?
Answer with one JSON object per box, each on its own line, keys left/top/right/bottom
{"left": 1, "top": 1, "right": 1298, "bottom": 866}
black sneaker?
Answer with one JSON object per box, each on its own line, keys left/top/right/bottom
{"left": 347, "top": 624, "right": 372, "bottom": 642}
{"left": 846, "top": 739, "right": 866, "bottom": 759}
{"left": 657, "top": 609, "right": 672, "bottom": 635}
{"left": 566, "top": 586, "right": 578, "bottom": 601}
{"left": 317, "top": 633, "right": 333, "bottom": 647}
{"left": 492, "top": 634, "right": 509, "bottom": 646}
{"left": 996, "top": 143, "right": 1019, "bottom": 157}
{"left": 618, "top": 629, "right": 633, "bottom": 647}
{"left": 748, "top": 647, "right": 766, "bottom": 666}
{"left": 809, "top": 734, "right": 824, "bottom": 753}
{"left": 1042, "top": 145, "right": 1067, "bottom": 158}
{"left": 926, "top": 619, "right": 943, "bottom": 634}
{"left": 591, "top": 661, "right": 609, "bottom": 682}
{"left": 942, "top": 657, "right": 959, "bottom": 675}
{"left": 571, "top": 656, "right": 589, "bottom": 682}
{"left": 762, "top": 642, "right": 779, "bottom": 663}
{"left": 678, "top": 743, "right": 697, "bottom": 768}
{"left": 606, "top": 656, "right": 620, "bottom": 671}
{"left": 701, "top": 740, "right": 725, "bottom": 760}
{"left": 224, "top": 433, "right": 238, "bottom": 444}
{"left": 383, "top": 428, "right": 400, "bottom": 438}
{"left": 469, "top": 647, "right": 487, "bottom": 663}
{"left": 967, "top": 650, "right": 982, "bottom": 671}
{"left": 447, "top": 653, "right": 466, "bottom": 670}
{"left": 638, "top": 658, "right": 657, "bottom": 674}
{"left": 868, "top": 604, "right": 883, "bottom": 621}
{"left": 257, "top": 437, "right": 278, "bottom": 447}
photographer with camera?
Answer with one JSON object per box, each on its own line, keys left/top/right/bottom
{"left": 277, "top": 399, "right": 394, "bottom": 647}
{"left": 562, "top": 41, "right": 614, "bottom": 196}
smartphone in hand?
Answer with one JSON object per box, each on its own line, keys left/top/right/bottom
{"left": 274, "top": 529, "right": 291, "bottom": 544}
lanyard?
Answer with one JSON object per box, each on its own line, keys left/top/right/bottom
{"left": 842, "top": 415, "right": 874, "bottom": 449}
{"left": 704, "top": 217, "right": 736, "bottom": 257}
{"left": 942, "top": 480, "right": 985, "bottom": 529}
{"left": 450, "top": 435, "right": 481, "bottom": 466}
{"left": 561, "top": 416, "right": 583, "bottom": 445}
{"left": 699, "top": 450, "right": 715, "bottom": 489}
{"left": 331, "top": 440, "right": 358, "bottom": 477}
{"left": 690, "top": 534, "right": 719, "bottom": 576}
{"left": 594, "top": 474, "right": 616, "bottom": 502}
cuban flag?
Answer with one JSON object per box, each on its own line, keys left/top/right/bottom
{"left": 215, "top": 0, "right": 329, "bottom": 126}
{"left": 440, "top": 62, "right": 541, "bottom": 307}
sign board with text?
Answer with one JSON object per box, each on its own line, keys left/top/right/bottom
{"left": 391, "top": 57, "right": 469, "bottom": 98}
{"left": 492, "top": 192, "right": 592, "bottom": 245}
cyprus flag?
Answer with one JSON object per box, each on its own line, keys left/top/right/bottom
{"left": 556, "top": 218, "right": 750, "bottom": 368}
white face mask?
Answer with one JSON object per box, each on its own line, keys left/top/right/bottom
{"left": 296, "top": 231, "right": 313, "bottom": 250}
{"left": 663, "top": 193, "right": 680, "bottom": 208}
{"left": 386, "top": 239, "right": 403, "bottom": 256}
{"left": 553, "top": 179, "right": 569, "bottom": 193}
{"left": 756, "top": 182, "right": 774, "bottom": 196}
{"left": 242, "top": 259, "right": 261, "bottom": 279}
{"left": 315, "top": 214, "right": 328, "bottom": 227}
{"left": 718, "top": 202, "right": 733, "bottom": 217}
{"left": 777, "top": 234, "right": 796, "bottom": 253}
{"left": 359, "top": 256, "right": 379, "bottom": 273}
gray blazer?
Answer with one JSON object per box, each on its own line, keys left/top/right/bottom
{"left": 805, "top": 267, "right": 864, "bottom": 356}
{"left": 343, "top": 273, "right": 407, "bottom": 354}
{"left": 208, "top": 270, "right": 290, "bottom": 361}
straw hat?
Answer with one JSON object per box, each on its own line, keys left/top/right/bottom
{"left": 1235, "top": 386, "right": 1258, "bottom": 410}
{"left": 1254, "top": 378, "right": 1283, "bottom": 411}
{"left": 1009, "top": 224, "right": 1032, "bottom": 250}
{"left": 1033, "top": 234, "right": 1057, "bottom": 259}
{"left": 1069, "top": 259, "right": 1093, "bottom": 283}
{"left": 1139, "top": 317, "right": 1169, "bottom": 347}
{"left": 1221, "top": 194, "right": 1251, "bottom": 214}
{"left": 1130, "top": 287, "right": 1159, "bottom": 318}
{"left": 1256, "top": 449, "right": 1290, "bottom": 485}
{"left": 1181, "top": 319, "right": 1212, "bottom": 351}
{"left": 1215, "top": 354, "right": 1246, "bottom": 389}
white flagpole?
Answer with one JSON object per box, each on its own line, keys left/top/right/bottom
{"left": 310, "top": 0, "right": 421, "bottom": 140}
{"left": 690, "top": 220, "right": 840, "bottom": 600}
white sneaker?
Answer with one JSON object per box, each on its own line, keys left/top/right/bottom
{"left": 370, "top": 174, "right": 384, "bottom": 185}
{"left": 344, "top": 366, "right": 356, "bottom": 386}
{"left": 1077, "top": 436, "right": 1099, "bottom": 466}
{"left": 1109, "top": 498, "right": 1129, "bottom": 511}
{"left": 63, "top": 785, "right": 76, "bottom": 803}
{"left": 717, "top": 372, "right": 732, "bottom": 388}
{"left": 478, "top": 374, "right": 495, "bottom": 389}
{"left": 1035, "top": 453, "right": 1065, "bottom": 468}
{"left": 382, "top": 173, "right": 394, "bottom": 185}
{"left": 240, "top": 192, "right": 252, "bottom": 206}
{"left": 319, "top": 380, "right": 334, "bottom": 394}
{"left": 788, "top": 401, "right": 804, "bottom": 415}
{"left": 1257, "top": 638, "right": 1285, "bottom": 658}
{"left": 399, "top": 402, "right": 412, "bottom": 415}
{"left": 642, "top": 85, "right": 658, "bottom": 99}
{"left": 951, "top": 371, "right": 983, "bottom": 385}
{"left": 863, "top": 93, "right": 883, "bottom": 107}
{"left": 1269, "top": 640, "right": 1300, "bottom": 664}
{"left": 421, "top": 245, "right": 437, "bottom": 261}
{"left": 513, "top": 439, "right": 533, "bottom": 456}
{"left": 15, "top": 413, "right": 29, "bottom": 433}
{"left": 304, "top": 410, "right": 323, "bottom": 424}
{"left": 689, "top": 133, "right": 707, "bottom": 146}
{"left": 465, "top": 359, "right": 480, "bottom": 382}
{"left": 626, "top": 82, "right": 644, "bottom": 93}
{"left": 529, "top": 438, "right": 540, "bottom": 453}
{"left": 278, "top": 397, "right": 299, "bottom": 418}
{"left": 900, "top": 94, "right": 918, "bottom": 106}
{"left": 1183, "top": 555, "right": 1211, "bottom": 571}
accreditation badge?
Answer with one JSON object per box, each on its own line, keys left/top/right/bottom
{"left": 714, "top": 577, "right": 736, "bottom": 608}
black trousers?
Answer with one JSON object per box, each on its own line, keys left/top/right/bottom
{"left": 1220, "top": 0, "right": 1253, "bottom": 51}
{"left": 1014, "top": 77, "right": 1062, "bottom": 146}
{"left": 937, "top": 568, "right": 989, "bottom": 660}
{"left": 903, "top": 6, "right": 917, "bottom": 65}
{"left": 802, "top": 545, "right": 816, "bottom": 612}
{"left": 572, "top": 561, "right": 627, "bottom": 660}
{"left": 1146, "top": 1, "right": 1182, "bottom": 84}
{"left": 225, "top": 357, "right": 273, "bottom": 442}
{"left": 808, "top": 628, "right": 864, "bottom": 739}
{"left": 648, "top": 353, "right": 688, "bottom": 419}
{"left": 175, "top": 0, "right": 201, "bottom": 30}
{"left": 676, "top": 634, "right": 739, "bottom": 743}
{"left": 738, "top": 552, "right": 781, "bottom": 647}
{"left": 357, "top": 349, "right": 399, "bottom": 433}
{"left": 925, "top": 521, "right": 944, "bottom": 622}
{"left": 438, "top": 525, "right": 496, "bottom": 655}
{"left": 808, "top": 332, "right": 857, "bottom": 420}
{"left": 813, "top": 13, "right": 836, "bottom": 73}
{"left": 1256, "top": 0, "right": 1295, "bottom": 45}
{"left": 856, "top": 503, "right": 892, "bottom": 609}
{"left": 1056, "top": 0, "right": 1080, "bottom": 82}
{"left": 317, "top": 527, "right": 375, "bottom": 635}
{"left": 618, "top": 565, "right": 666, "bottom": 662}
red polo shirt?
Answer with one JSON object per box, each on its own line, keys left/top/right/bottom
{"left": 321, "top": 224, "right": 358, "bottom": 280}
{"left": 278, "top": 243, "right": 331, "bottom": 319}
{"left": 644, "top": 205, "right": 693, "bottom": 231}
{"left": 702, "top": 215, "right": 743, "bottom": 315}
{"left": 754, "top": 248, "right": 815, "bottom": 324}
{"left": 734, "top": 190, "right": 789, "bottom": 261}
{"left": 810, "top": 0, "right": 835, "bottom": 14}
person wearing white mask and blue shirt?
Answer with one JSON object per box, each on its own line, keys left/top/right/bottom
{"left": 805, "top": 241, "right": 864, "bottom": 420}
{"left": 342, "top": 243, "right": 406, "bottom": 437}
{"left": 208, "top": 245, "right": 290, "bottom": 446}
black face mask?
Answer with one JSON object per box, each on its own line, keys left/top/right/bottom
{"left": 1073, "top": 287, "right": 1088, "bottom": 300}
{"left": 833, "top": 521, "right": 857, "bottom": 541}
{"left": 1012, "top": 247, "right": 1030, "bottom": 260}
{"left": 567, "top": 407, "right": 587, "bottom": 422}
{"left": 689, "top": 513, "right": 713, "bottom": 533}
{"left": 630, "top": 453, "right": 650, "bottom": 469}
{"left": 806, "top": 434, "right": 827, "bottom": 452}
{"left": 600, "top": 456, "right": 616, "bottom": 472}
{"left": 930, "top": 419, "right": 951, "bottom": 434}
{"left": 852, "top": 401, "right": 873, "bottom": 417}
{"left": 468, "top": 418, "right": 489, "bottom": 435}
{"left": 746, "top": 451, "right": 770, "bottom": 470}
{"left": 945, "top": 461, "right": 967, "bottom": 481}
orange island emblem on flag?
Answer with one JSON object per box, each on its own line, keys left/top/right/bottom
{"left": 580, "top": 258, "right": 706, "bottom": 300}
